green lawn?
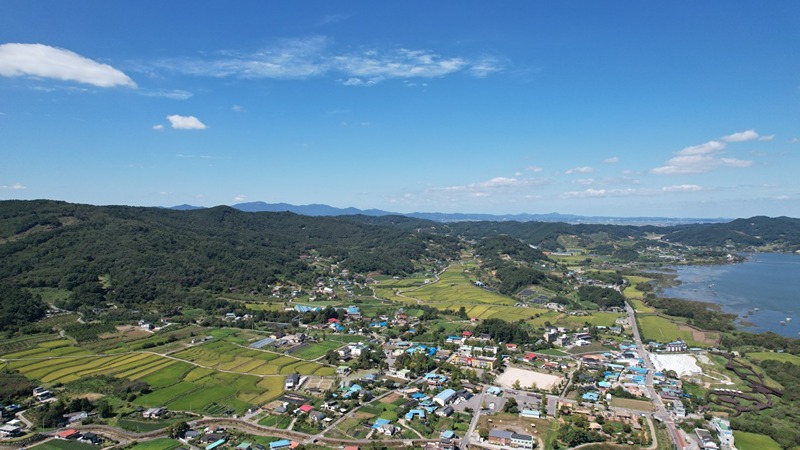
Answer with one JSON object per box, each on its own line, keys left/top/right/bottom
{"left": 733, "top": 431, "right": 782, "bottom": 450}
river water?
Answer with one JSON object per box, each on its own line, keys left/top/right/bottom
{"left": 660, "top": 253, "right": 800, "bottom": 337}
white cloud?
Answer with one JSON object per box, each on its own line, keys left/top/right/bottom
{"left": 721, "top": 129, "right": 758, "bottom": 142}
{"left": 167, "top": 115, "right": 206, "bottom": 130}
{"left": 152, "top": 124, "right": 164, "bottom": 131}
{"left": 565, "top": 166, "right": 594, "bottom": 174}
{"left": 652, "top": 138, "right": 752, "bottom": 174}
{"left": 0, "top": 43, "right": 136, "bottom": 88}
{"left": 603, "top": 156, "right": 619, "bottom": 164}
{"left": 154, "top": 37, "right": 498, "bottom": 85}
{"left": 233, "top": 195, "right": 247, "bottom": 202}
{"left": 789, "top": 138, "right": 800, "bottom": 143}
{"left": 662, "top": 184, "right": 703, "bottom": 192}
{"left": 231, "top": 104, "right": 244, "bottom": 112}
{"left": 576, "top": 178, "right": 595, "bottom": 185}
{"left": 678, "top": 140, "right": 726, "bottom": 155}
{"left": 758, "top": 134, "right": 775, "bottom": 141}
{"left": 0, "top": 182, "right": 26, "bottom": 190}
{"left": 525, "top": 165, "right": 544, "bottom": 173}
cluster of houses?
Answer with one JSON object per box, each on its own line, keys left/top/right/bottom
{"left": 53, "top": 429, "right": 102, "bottom": 445}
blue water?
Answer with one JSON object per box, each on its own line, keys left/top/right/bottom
{"left": 660, "top": 253, "right": 800, "bottom": 337}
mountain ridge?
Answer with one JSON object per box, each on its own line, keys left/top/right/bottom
{"left": 170, "top": 201, "right": 732, "bottom": 226}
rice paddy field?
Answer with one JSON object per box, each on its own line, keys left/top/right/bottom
{"left": 0, "top": 332, "right": 341, "bottom": 415}
{"left": 170, "top": 340, "right": 335, "bottom": 376}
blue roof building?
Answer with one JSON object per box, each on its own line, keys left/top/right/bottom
{"left": 582, "top": 392, "right": 600, "bottom": 402}
{"left": 269, "top": 440, "right": 291, "bottom": 449}
{"left": 372, "top": 418, "right": 391, "bottom": 429}
{"left": 405, "top": 409, "right": 426, "bottom": 420}
{"left": 207, "top": 439, "right": 227, "bottom": 450}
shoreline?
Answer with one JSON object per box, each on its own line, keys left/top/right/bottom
{"left": 638, "top": 253, "right": 800, "bottom": 340}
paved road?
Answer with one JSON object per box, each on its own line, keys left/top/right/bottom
{"left": 461, "top": 389, "right": 487, "bottom": 448}
{"left": 626, "top": 301, "right": 681, "bottom": 449}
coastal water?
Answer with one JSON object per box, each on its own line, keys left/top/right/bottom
{"left": 660, "top": 253, "right": 800, "bottom": 337}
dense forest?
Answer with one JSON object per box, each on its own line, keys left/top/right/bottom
{"left": 2, "top": 200, "right": 800, "bottom": 333}
{"left": 0, "top": 200, "right": 459, "bottom": 324}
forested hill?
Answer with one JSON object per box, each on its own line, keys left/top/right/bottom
{"left": 0, "top": 200, "right": 460, "bottom": 312}
{"left": 658, "top": 216, "right": 800, "bottom": 248}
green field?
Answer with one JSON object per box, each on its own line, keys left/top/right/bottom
{"left": 290, "top": 341, "right": 344, "bottom": 360}
{"left": 733, "top": 431, "right": 782, "bottom": 450}
{"left": 170, "top": 340, "right": 330, "bottom": 376}
{"left": 31, "top": 441, "right": 98, "bottom": 450}
{"left": 637, "top": 314, "right": 696, "bottom": 345}
{"left": 746, "top": 351, "right": 800, "bottom": 364}
{"left": 128, "top": 438, "right": 183, "bottom": 450}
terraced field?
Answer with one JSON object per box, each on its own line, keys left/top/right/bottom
{"left": 0, "top": 338, "right": 296, "bottom": 415}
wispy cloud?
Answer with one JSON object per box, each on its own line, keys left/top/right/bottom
{"left": 151, "top": 36, "right": 501, "bottom": 85}
{"left": 525, "top": 165, "right": 544, "bottom": 173}
{"left": 662, "top": 184, "right": 703, "bottom": 192}
{"left": 166, "top": 114, "right": 206, "bottom": 130}
{"left": 758, "top": 134, "right": 775, "bottom": 141}
{"left": 233, "top": 195, "right": 247, "bottom": 202}
{"left": 560, "top": 188, "right": 640, "bottom": 199}
{"left": 562, "top": 183, "right": 704, "bottom": 199}
{"left": 0, "top": 182, "right": 26, "bottom": 190}
{"left": 0, "top": 43, "right": 136, "bottom": 88}
{"left": 565, "top": 166, "right": 594, "bottom": 174}
{"left": 140, "top": 89, "right": 192, "bottom": 100}
{"left": 231, "top": 104, "right": 244, "bottom": 112}
{"left": 603, "top": 156, "right": 619, "bottom": 164}
{"left": 652, "top": 134, "right": 754, "bottom": 175}
{"left": 152, "top": 124, "right": 164, "bottom": 131}
{"left": 469, "top": 57, "right": 502, "bottom": 78}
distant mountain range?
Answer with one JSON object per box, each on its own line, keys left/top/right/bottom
{"left": 169, "top": 201, "right": 730, "bottom": 226}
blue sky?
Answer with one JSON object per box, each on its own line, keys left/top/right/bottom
{"left": 1, "top": 1, "right": 799, "bottom": 218}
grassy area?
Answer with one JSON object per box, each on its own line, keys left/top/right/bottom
{"left": 290, "top": 341, "right": 343, "bottom": 360}
{"left": 31, "top": 441, "right": 98, "bottom": 450}
{"left": 733, "top": 430, "right": 782, "bottom": 450}
{"left": 128, "top": 438, "right": 183, "bottom": 450}
{"left": 610, "top": 397, "right": 654, "bottom": 411}
{"left": 378, "top": 263, "right": 516, "bottom": 308}
{"left": 746, "top": 351, "right": 800, "bottom": 364}
{"left": 637, "top": 314, "right": 696, "bottom": 345}
{"left": 629, "top": 298, "right": 655, "bottom": 314}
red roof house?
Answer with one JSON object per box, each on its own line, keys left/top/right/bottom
{"left": 298, "top": 404, "right": 314, "bottom": 413}
{"left": 56, "top": 429, "right": 80, "bottom": 439}
{"left": 462, "top": 331, "right": 473, "bottom": 337}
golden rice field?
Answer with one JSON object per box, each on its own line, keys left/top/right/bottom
{"left": 0, "top": 337, "right": 309, "bottom": 415}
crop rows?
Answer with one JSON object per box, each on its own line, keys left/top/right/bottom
{"left": 171, "top": 341, "right": 331, "bottom": 376}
